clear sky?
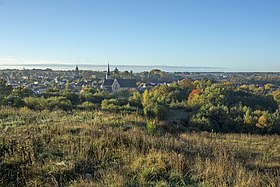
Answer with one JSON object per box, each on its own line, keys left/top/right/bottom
{"left": 0, "top": 0, "right": 280, "bottom": 71}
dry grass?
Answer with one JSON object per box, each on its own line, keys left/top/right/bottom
{"left": 0, "top": 106, "right": 280, "bottom": 186}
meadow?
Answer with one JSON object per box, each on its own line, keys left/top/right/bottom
{"left": 1, "top": 106, "right": 279, "bottom": 186}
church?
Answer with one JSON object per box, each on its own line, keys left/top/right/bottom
{"left": 101, "top": 64, "right": 137, "bottom": 93}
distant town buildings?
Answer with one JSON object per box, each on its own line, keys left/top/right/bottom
{"left": 2, "top": 64, "right": 279, "bottom": 96}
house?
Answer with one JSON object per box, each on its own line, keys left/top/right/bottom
{"left": 101, "top": 78, "right": 137, "bottom": 93}
{"left": 101, "top": 79, "right": 115, "bottom": 91}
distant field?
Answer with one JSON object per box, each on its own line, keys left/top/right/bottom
{"left": 0, "top": 107, "right": 279, "bottom": 186}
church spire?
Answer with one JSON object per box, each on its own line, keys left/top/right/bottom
{"left": 106, "top": 63, "right": 111, "bottom": 79}
{"left": 75, "top": 65, "right": 79, "bottom": 76}
{"left": 107, "top": 63, "right": 110, "bottom": 75}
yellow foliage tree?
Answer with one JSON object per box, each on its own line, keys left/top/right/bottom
{"left": 256, "top": 115, "right": 267, "bottom": 128}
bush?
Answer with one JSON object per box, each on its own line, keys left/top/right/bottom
{"left": 24, "top": 96, "right": 73, "bottom": 111}
{"left": 101, "top": 99, "right": 120, "bottom": 111}
{"left": 146, "top": 119, "right": 156, "bottom": 134}
{"left": 80, "top": 101, "right": 98, "bottom": 110}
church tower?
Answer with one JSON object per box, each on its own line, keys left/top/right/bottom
{"left": 74, "top": 65, "right": 82, "bottom": 79}
{"left": 75, "top": 65, "right": 79, "bottom": 76}
{"left": 106, "top": 63, "right": 111, "bottom": 79}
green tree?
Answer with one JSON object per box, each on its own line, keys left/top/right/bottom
{"left": 24, "top": 97, "right": 48, "bottom": 110}
{"left": 62, "top": 91, "right": 80, "bottom": 105}
{"left": 2, "top": 95, "right": 26, "bottom": 107}
{"left": 0, "top": 79, "right": 12, "bottom": 96}
{"left": 243, "top": 108, "right": 253, "bottom": 125}
{"left": 115, "top": 89, "right": 130, "bottom": 99}
{"left": 47, "top": 97, "right": 73, "bottom": 111}
{"left": 65, "top": 80, "right": 70, "bottom": 91}
{"left": 12, "top": 87, "right": 33, "bottom": 98}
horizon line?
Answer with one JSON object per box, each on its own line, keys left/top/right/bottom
{"left": 0, "top": 63, "right": 226, "bottom": 70}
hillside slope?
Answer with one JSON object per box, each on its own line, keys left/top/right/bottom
{"left": 0, "top": 107, "right": 280, "bottom": 186}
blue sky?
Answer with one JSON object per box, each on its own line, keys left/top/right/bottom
{"left": 0, "top": 0, "right": 280, "bottom": 71}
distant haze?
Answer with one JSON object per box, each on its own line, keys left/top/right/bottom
{"left": 0, "top": 63, "right": 227, "bottom": 73}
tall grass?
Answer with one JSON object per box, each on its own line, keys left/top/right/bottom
{"left": 0, "top": 106, "right": 279, "bottom": 186}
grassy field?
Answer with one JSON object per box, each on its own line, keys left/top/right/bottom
{"left": 0, "top": 106, "right": 280, "bottom": 186}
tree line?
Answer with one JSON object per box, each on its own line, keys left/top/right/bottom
{"left": 1, "top": 78, "right": 280, "bottom": 134}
